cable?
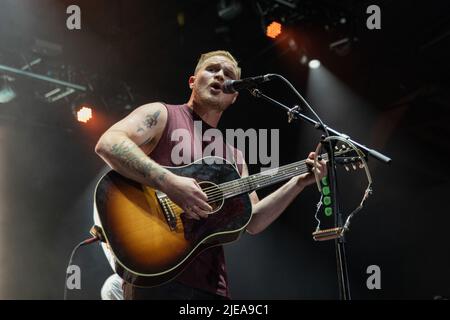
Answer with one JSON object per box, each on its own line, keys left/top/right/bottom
{"left": 63, "top": 236, "right": 99, "bottom": 300}
{"left": 314, "top": 194, "right": 323, "bottom": 232}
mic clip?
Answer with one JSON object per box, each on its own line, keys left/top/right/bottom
{"left": 287, "top": 105, "right": 301, "bottom": 123}
{"left": 249, "top": 88, "right": 262, "bottom": 97}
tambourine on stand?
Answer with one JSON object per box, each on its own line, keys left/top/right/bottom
{"left": 311, "top": 136, "right": 373, "bottom": 241}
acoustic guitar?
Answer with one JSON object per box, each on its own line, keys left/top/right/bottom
{"left": 94, "top": 153, "right": 350, "bottom": 287}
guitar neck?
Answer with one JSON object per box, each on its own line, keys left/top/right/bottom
{"left": 219, "top": 153, "right": 328, "bottom": 199}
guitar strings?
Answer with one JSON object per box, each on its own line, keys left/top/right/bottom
{"left": 200, "top": 152, "right": 328, "bottom": 196}
{"left": 180, "top": 153, "right": 328, "bottom": 202}
{"left": 198, "top": 156, "right": 312, "bottom": 197}
{"left": 168, "top": 164, "right": 313, "bottom": 227}
{"left": 200, "top": 156, "right": 315, "bottom": 194}
{"left": 172, "top": 160, "right": 310, "bottom": 206}
{"left": 168, "top": 165, "right": 312, "bottom": 227}
{"left": 164, "top": 154, "right": 329, "bottom": 220}
{"left": 166, "top": 156, "right": 323, "bottom": 212}
{"left": 166, "top": 163, "right": 312, "bottom": 214}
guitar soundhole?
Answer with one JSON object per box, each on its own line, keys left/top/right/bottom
{"left": 198, "top": 181, "right": 224, "bottom": 214}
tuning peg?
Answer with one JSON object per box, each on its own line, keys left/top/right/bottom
{"left": 344, "top": 165, "right": 350, "bottom": 172}
{"left": 335, "top": 145, "right": 339, "bottom": 151}
{"left": 358, "top": 162, "right": 365, "bottom": 169}
{"left": 352, "top": 163, "right": 357, "bottom": 170}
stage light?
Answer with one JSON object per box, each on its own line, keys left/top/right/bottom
{"left": 266, "top": 21, "right": 282, "bottom": 39}
{"left": 0, "top": 76, "right": 16, "bottom": 104}
{"left": 76, "top": 106, "right": 92, "bottom": 123}
{"left": 308, "top": 59, "right": 321, "bottom": 69}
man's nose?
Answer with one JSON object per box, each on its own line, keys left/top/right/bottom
{"left": 214, "top": 69, "right": 225, "bottom": 81}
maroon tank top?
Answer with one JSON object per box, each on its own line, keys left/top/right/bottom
{"left": 150, "top": 103, "right": 243, "bottom": 298}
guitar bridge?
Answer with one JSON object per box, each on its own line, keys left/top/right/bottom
{"left": 156, "top": 192, "right": 178, "bottom": 231}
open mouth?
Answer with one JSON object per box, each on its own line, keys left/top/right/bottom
{"left": 210, "top": 82, "right": 222, "bottom": 92}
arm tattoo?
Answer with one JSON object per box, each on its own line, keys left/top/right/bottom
{"left": 110, "top": 140, "right": 154, "bottom": 178}
{"left": 157, "top": 171, "right": 167, "bottom": 183}
{"left": 137, "top": 110, "right": 161, "bottom": 132}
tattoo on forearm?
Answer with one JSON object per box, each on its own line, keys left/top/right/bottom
{"left": 157, "top": 171, "right": 167, "bottom": 183}
{"left": 137, "top": 110, "right": 161, "bottom": 133}
{"left": 110, "top": 140, "right": 155, "bottom": 178}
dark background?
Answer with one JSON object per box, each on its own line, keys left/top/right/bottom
{"left": 0, "top": 0, "right": 449, "bottom": 299}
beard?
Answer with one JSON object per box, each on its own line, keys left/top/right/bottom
{"left": 194, "top": 89, "right": 229, "bottom": 111}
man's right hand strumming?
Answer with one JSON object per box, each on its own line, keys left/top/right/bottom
{"left": 162, "top": 175, "right": 213, "bottom": 220}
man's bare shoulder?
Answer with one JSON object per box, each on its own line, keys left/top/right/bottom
{"left": 102, "top": 102, "right": 168, "bottom": 150}
{"left": 122, "top": 102, "right": 167, "bottom": 125}
{"left": 107, "top": 102, "right": 166, "bottom": 129}
{"left": 132, "top": 102, "right": 167, "bottom": 116}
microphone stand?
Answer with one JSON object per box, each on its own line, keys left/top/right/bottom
{"left": 249, "top": 87, "right": 391, "bottom": 300}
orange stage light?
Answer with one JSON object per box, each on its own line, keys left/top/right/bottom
{"left": 266, "top": 21, "right": 282, "bottom": 39}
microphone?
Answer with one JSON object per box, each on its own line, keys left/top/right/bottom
{"left": 222, "top": 74, "right": 273, "bottom": 94}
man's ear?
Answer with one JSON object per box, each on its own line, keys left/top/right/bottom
{"left": 188, "top": 76, "right": 196, "bottom": 89}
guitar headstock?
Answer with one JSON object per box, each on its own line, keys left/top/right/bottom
{"left": 333, "top": 144, "right": 367, "bottom": 172}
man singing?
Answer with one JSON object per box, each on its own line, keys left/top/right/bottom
{"left": 95, "top": 50, "right": 326, "bottom": 300}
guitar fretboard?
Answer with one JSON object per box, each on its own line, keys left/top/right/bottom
{"left": 214, "top": 153, "right": 329, "bottom": 199}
